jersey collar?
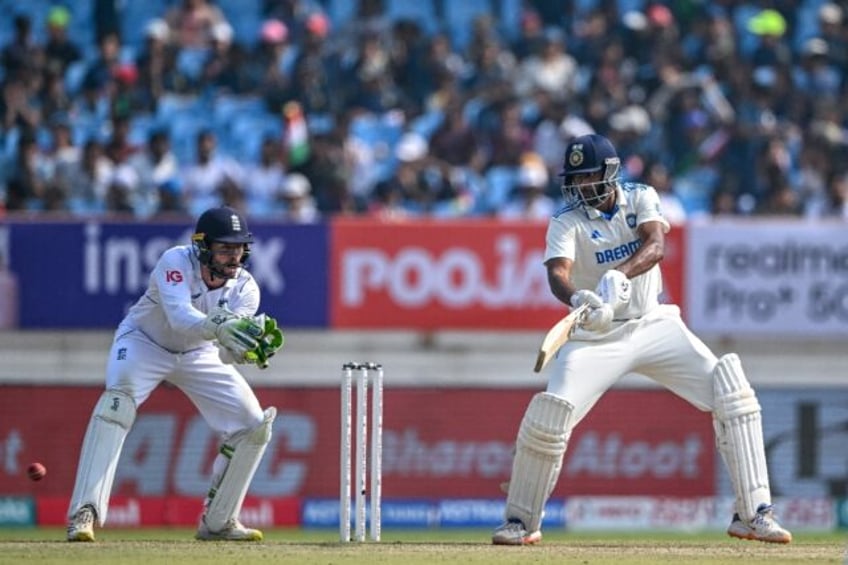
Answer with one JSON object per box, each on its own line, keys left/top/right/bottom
{"left": 583, "top": 185, "right": 627, "bottom": 221}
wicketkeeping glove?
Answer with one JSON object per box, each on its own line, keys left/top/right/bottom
{"left": 202, "top": 307, "right": 264, "bottom": 363}
{"left": 244, "top": 314, "right": 285, "bottom": 369}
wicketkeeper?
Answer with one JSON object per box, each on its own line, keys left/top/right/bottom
{"left": 67, "top": 206, "right": 285, "bottom": 542}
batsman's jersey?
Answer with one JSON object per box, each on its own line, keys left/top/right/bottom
{"left": 543, "top": 182, "right": 670, "bottom": 320}
{"left": 117, "top": 245, "right": 260, "bottom": 353}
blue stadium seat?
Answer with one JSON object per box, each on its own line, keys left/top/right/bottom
{"left": 156, "top": 94, "right": 208, "bottom": 124}
{"left": 443, "top": 0, "right": 494, "bottom": 50}
{"left": 481, "top": 165, "right": 519, "bottom": 214}
{"left": 215, "top": 0, "right": 261, "bottom": 47}
{"left": 64, "top": 60, "right": 89, "bottom": 97}
{"left": 409, "top": 110, "right": 444, "bottom": 140}
{"left": 120, "top": 0, "right": 169, "bottom": 49}
{"left": 65, "top": 0, "right": 95, "bottom": 53}
{"left": 129, "top": 113, "right": 157, "bottom": 147}
{"left": 324, "top": 0, "right": 356, "bottom": 30}
{"left": 228, "top": 111, "right": 281, "bottom": 163}
{"left": 385, "top": 0, "right": 439, "bottom": 35}
{"left": 168, "top": 114, "right": 208, "bottom": 165}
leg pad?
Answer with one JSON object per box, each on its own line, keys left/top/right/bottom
{"left": 504, "top": 393, "right": 573, "bottom": 532}
{"left": 68, "top": 390, "right": 136, "bottom": 525}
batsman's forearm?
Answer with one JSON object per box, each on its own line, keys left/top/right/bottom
{"left": 617, "top": 239, "right": 664, "bottom": 279}
{"left": 548, "top": 275, "right": 578, "bottom": 307}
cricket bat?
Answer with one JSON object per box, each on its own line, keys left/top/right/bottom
{"left": 533, "top": 303, "right": 589, "bottom": 373}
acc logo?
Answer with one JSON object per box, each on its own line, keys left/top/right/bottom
{"left": 165, "top": 270, "right": 184, "bottom": 283}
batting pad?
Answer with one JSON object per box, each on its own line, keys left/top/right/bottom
{"left": 505, "top": 392, "right": 573, "bottom": 532}
{"left": 68, "top": 390, "right": 136, "bottom": 525}
{"left": 204, "top": 407, "right": 277, "bottom": 531}
{"left": 712, "top": 353, "right": 771, "bottom": 520}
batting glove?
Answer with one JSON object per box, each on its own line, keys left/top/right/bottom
{"left": 595, "top": 269, "right": 631, "bottom": 313}
{"left": 581, "top": 303, "right": 614, "bottom": 332}
{"left": 570, "top": 289, "right": 603, "bottom": 309}
{"left": 203, "top": 307, "right": 263, "bottom": 362}
{"left": 244, "top": 314, "right": 285, "bottom": 369}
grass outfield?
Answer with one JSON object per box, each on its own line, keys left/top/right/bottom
{"left": 0, "top": 528, "right": 845, "bottom": 564}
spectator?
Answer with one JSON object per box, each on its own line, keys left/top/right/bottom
{"left": 484, "top": 98, "right": 533, "bottom": 168}
{"left": 45, "top": 115, "right": 80, "bottom": 172}
{"left": 510, "top": 10, "right": 547, "bottom": 62}
{"left": 44, "top": 5, "right": 83, "bottom": 77}
{"left": 817, "top": 3, "right": 847, "bottom": 70}
{"left": 54, "top": 139, "right": 113, "bottom": 214}
{"left": 825, "top": 171, "right": 848, "bottom": 219}
{"left": 128, "top": 129, "right": 179, "bottom": 217}
{"left": 279, "top": 172, "right": 319, "bottom": 222}
{"left": 253, "top": 19, "right": 293, "bottom": 104}
{"left": 1, "top": 14, "right": 41, "bottom": 84}
{"left": 164, "top": 0, "right": 229, "bottom": 50}
{"left": 81, "top": 31, "right": 123, "bottom": 101}
{"left": 179, "top": 129, "right": 244, "bottom": 215}
{"left": 498, "top": 155, "right": 556, "bottom": 221}
{"left": 513, "top": 27, "right": 578, "bottom": 101}
{"left": 39, "top": 68, "right": 74, "bottom": 121}
{"left": 135, "top": 19, "right": 179, "bottom": 107}
{"left": 430, "top": 103, "right": 485, "bottom": 170}
{"left": 201, "top": 22, "right": 255, "bottom": 94}
{"left": 243, "top": 136, "right": 286, "bottom": 217}
{"left": 1, "top": 77, "right": 41, "bottom": 132}
{"left": 5, "top": 133, "right": 53, "bottom": 211}
{"left": 644, "top": 159, "right": 687, "bottom": 225}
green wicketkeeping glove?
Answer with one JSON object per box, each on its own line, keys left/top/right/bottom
{"left": 244, "top": 314, "right": 285, "bottom": 369}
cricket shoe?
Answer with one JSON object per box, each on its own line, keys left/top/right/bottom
{"left": 196, "top": 516, "right": 264, "bottom": 541}
{"left": 727, "top": 504, "right": 792, "bottom": 544}
{"left": 67, "top": 504, "right": 96, "bottom": 542}
{"left": 492, "top": 519, "right": 542, "bottom": 545}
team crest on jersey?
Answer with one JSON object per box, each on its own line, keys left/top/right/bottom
{"left": 626, "top": 213, "right": 637, "bottom": 228}
{"left": 568, "top": 145, "right": 585, "bottom": 167}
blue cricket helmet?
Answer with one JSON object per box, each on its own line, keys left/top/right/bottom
{"left": 192, "top": 206, "right": 253, "bottom": 272}
{"left": 559, "top": 134, "right": 621, "bottom": 208}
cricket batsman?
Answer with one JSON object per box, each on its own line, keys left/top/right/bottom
{"left": 66, "top": 205, "right": 284, "bottom": 542}
{"left": 492, "top": 134, "right": 792, "bottom": 545}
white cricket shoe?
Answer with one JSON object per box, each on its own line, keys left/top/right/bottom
{"left": 492, "top": 519, "right": 542, "bottom": 545}
{"left": 727, "top": 504, "right": 792, "bottom": 544}
{"left": 67, "top": 505, "right": 96, "bottom": 542}
{"left": 195, "top": 516, "right": 264, "bottom": 541}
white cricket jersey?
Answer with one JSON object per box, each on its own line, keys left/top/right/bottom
{"left": 117, "top": 245, "right": 261, "bottom": 353}
{"left": 543, "top": 182, "right": 670, "bottom": 319}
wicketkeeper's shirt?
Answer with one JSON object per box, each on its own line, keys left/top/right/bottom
{"left": 118, "top": 245, "right": 260, "bottom": 353}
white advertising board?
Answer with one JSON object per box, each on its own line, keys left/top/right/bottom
{"left": 686, "top": 221, "right": 848, "bottom": 337}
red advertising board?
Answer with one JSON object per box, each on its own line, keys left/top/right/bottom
{"left": 330, "top": 219, "right": 686, "bottom": 329}
{"left": 1, "top": 385, "right": 713, "bottom": 509}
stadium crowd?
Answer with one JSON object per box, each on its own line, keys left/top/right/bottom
{"left": 0, "top": 0, "right": 847, "bottom": 222}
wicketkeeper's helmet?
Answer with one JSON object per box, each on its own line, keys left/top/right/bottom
{"left": 558, "top": 134, "right": 621, "bottom": 208}
{"left": 192, "top": 206, "right": 253, "bottom": 267}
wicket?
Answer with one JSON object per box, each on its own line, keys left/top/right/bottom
{"left": 340, "top": 362, "right": 383, "bottom": 542}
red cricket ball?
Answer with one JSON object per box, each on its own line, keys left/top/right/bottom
{"left": 27, "top": 462, "right": 47, "bottom": 481}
